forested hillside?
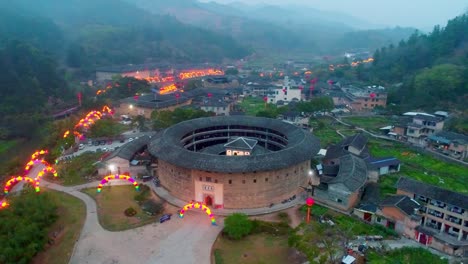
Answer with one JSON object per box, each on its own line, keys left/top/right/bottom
{"left": 0, "top": 0, "right": 249, "bottom": 68}
{"left": 0, "top": 41, "right": 70, "bottom": 139}
{"left": 363, "top": 13, "right": 467, "bottom": 112}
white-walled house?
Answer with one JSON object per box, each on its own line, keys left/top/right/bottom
{"left": 268, "top": 76, "right": 302, "bottom": 104}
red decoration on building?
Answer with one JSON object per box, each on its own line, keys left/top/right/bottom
{"left": 370, "top": 92, "right": 376, "bottom": 98}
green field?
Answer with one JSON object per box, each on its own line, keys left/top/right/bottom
{"left": 342, "top": 116, "right": 392, "bottom": 132}
{"left": 310, "top": 117, "right": 353, "bottom": 147}
{"left": 56, "top": 152, "right": 102, "bottom": 186}
{"left": 239, "top": 96, "right": 268, "bottom": 116}
{"left": 83, "top": 185, "right": 155, "bottom": 231}
{"left": 369, "top": 140, "right": 468, "bottom": 195}
{"left": 33, "top": 190, "right": 86, "bottom": 264}
{"left": 212, "top": 233, "right": 299, "bottom": 264}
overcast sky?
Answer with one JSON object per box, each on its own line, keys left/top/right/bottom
{"left": 201, "top": 0, "right": 467, "bottom": 29}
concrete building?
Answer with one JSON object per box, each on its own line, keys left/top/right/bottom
{"left": 148, "top": 116, "right": 320, "bottom": 209}
{"left": 396, "top": 177, "right": 468, "bottom": 257}
{"left": 341, "top": 86, "right": 387, "bottom": 112}
{"left": 267, "top": 76, "right": 302, "bottom": 104}
{"left": 407, "top": 114, "right": 445, "bottom": 146}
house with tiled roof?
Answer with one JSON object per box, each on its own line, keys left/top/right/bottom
{"left": 98, "top": 134, "right": 156, "bottom": 177}
{"left": 379, "top": 195, "right": 422, "bottom": 237}
{"left": 395, "top": 177, "right": 468, "bottom": 256}
{"left": 427, "top": 131, "right": 468, "bottom": 160}
{"left": 323, "top": 133, "right": 370, "bottom": 166}
{"left": 313, "top": 154, "right": 367, "bottom": 211}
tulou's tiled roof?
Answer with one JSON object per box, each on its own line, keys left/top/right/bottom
{"left": 149, "top": 116, "right": 320, "bottom": 173}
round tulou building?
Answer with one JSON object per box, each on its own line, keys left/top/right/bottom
{"left": 149, "top": 116, "right": 320, "bottom": 209}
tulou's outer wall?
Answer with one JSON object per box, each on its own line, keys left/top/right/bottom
{"left": 158, "top": 159, "right": 310, "bottom": 209}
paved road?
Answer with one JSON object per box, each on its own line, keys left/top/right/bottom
{"left": 40, "top": 179, "right": 222, "bottom": 264}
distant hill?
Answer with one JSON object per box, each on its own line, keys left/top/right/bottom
{"left": 0, "top": 9, "right": 63, "bottom": 54}
{"left": 124, "top": 0, "right": 318, "bottom": 53}
{"left": 335, "top": 27, "right": 416, "bottom": 53}
{"left": 0, "top": 0, "right": 250, "bottom": 66}
{"left": 125, "top": 0, "right": 416, "bottom": 55}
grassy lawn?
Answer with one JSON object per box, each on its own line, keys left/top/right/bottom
{"left": 342, "top": 116, "right": 392, "bottom": 132}
{"left": 212, "top": 233, "right": 298, "bottom": 264}
{"left": 56, "top": 152, "right": 102, "bottom": 186}
{"left": 239, "top": 97, "right": 267, "bottom": 116}
{"left": 32, "top": 189, "right": 86, "bottom": 264}
{"left": 82, "top": 185, "right": 156, "bottom": 231}
{"left": 367, "top": 247, "right": 448, "bottom": 264}
{"left": 369, "top": 139, "right": 468, "bottom": 194}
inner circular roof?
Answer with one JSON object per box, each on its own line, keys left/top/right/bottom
{"left": 149, "top": 116, "right": 320, "bottom": 173}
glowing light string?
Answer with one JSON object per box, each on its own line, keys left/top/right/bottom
{"left": 179, "top": 202, "right": 216, "bottom": 225}
{"left": 97, "top": 174, "right": 139, "bottom": 193}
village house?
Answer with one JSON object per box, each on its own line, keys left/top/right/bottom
{"left": 396, "top": 177, "right": 468, "bottom": 257}
{"left": 267, "top": 76, "right": 302, "bottom": 104}
{"left": 341, "top": 86, "right": 387, "bottom": 112}
{"left": 427, "top": 131, "right": 468, "bottom": 160}
{"left": 98, "top": 135, "right": 155, "bottom": 177}
{"left": 366, "top": 157, "right": 401, "bottom": 182}
{"left": 322, "top": 133, "right": 370, "bottom": 166}
{"left": 406, "top": 114, "right": 445, "bottom": 146}
{"left": 200, "top": 98, "right": 233, "bottom": 116}
{"left": 379, "top": 195, "right": 422, "bottom": 236}
{"left": 313, "top": 154, "right": 368, "bottom": 212}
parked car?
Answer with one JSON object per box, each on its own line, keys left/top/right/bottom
{"left": 79, "top": 144, "right": 85, "bottom": 150}
{"left": 159, "top": 214, "right": 172, "bottom": 223}
{"left": 142, "top": 176, "right": 153, "bottom": 182}
{"left": 128, "top": 137, "right": 134, "bottom": 142}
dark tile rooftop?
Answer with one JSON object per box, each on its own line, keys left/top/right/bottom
{"left": 381, "top": 195, "right": 420, "bottom": 216}
{"left": 396, "top": 177, "right": 468, "bottom": 210}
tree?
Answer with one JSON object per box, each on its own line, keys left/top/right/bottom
{"left": 0, "top": 191, "right": 58, "bottom": 264}
{"left": 224, "top": 213, "right": 253, "bottom": 240}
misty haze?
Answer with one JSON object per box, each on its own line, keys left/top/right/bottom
{"left": 0, "top": 1, "right": 467, "bottom": 264}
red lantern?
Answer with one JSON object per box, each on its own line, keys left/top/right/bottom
{"left": 370, "top": 92, "right": 376, "bottom": 99}
{"left": 306, "top": 197, "right": 315, "bottom": 207}
{"left": 133, "top": 95, "right": 139, "bottom": 101}
{"left": 263, "top": 96, "right": 268, "bottom": 102}
{"left": 282, "top": 88, "right": 287, "bottom": 94}
{"left": 207, "top": 93, "right": 212, "bottom": 98}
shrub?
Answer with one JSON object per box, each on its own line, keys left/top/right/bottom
{"left": 124, "top": 207, "right": 137, "bottom": 217}
{"left": 141, "top": 200, "right": 163, "bottom": 216}
{"left": 224, "top": 213, "right": 253, "bottom": 240}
